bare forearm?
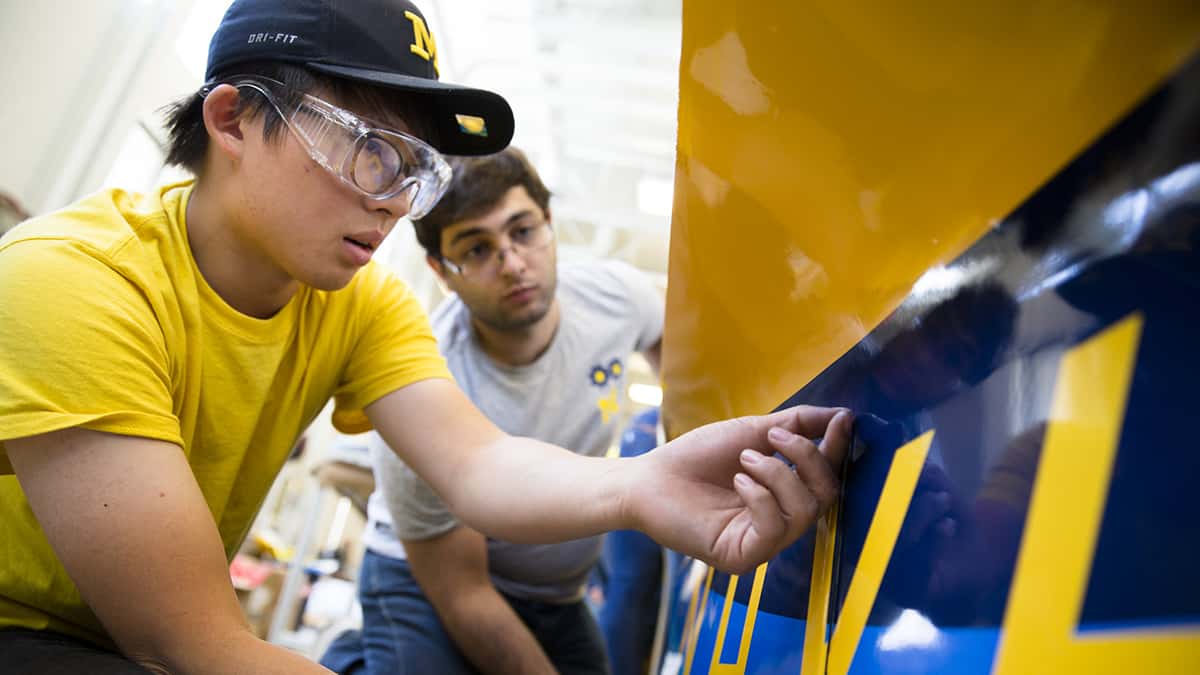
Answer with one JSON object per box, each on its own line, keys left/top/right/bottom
{"left": 367, "top": 383, "right": 636, "bottom": 544}
{"left": 367, "top": 382, "right": 856, "bottom": 573}
{"left": 438, "top": 589, "right": 557, "bottom": 675}
{"left": 134, "top": 628, "right": 331, "bottom": 675}
{"left": 440, "top": 436, "right": 635, "bottom": 544}
{"left": 6, "top": 429, "right": 333, "bottom": 675}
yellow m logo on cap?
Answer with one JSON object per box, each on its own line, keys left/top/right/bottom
{"left": 404, "top": 10, "right": 440, "bottom": 76}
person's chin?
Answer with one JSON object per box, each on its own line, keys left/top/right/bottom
{"left": 512, "top": 302, "right": 551, "bottom": 327}
{"left": 303, "top": 267, "right": 358, "bottom": 292}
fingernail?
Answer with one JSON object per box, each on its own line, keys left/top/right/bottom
{"left": 768, "top": 427, "right": 793, "bottom": 443}
{"left": 734, "top": 473, "right": 754, "bottom": 488}
{"left": 741, "top": 449, "right": 763, "bottom": 464}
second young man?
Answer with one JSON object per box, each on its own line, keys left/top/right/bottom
{"left": 324, "top": 147, "right": 662, "bottom": 674}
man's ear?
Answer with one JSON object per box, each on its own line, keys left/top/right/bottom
{"left": 425, "top": 254, "right": 453, "bottom": 294}
{"left": 201, "top": 84, "right": 247, "bottom": 162}
{"left": 426, "top": 253, "right": 452, "bottom": 282}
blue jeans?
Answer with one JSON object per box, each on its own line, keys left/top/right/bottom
{"left": 321, "top": 549, "right": 611, "bottom": 675}
{"left": 595, "top": 529, "right": 663, "bottom": 675}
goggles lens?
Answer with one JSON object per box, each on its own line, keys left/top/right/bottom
{"left": 203, "top": 76, "right": 452, "bottom": 219}
{"left": 353, "top": 134, "right": 404, "bottom": 194}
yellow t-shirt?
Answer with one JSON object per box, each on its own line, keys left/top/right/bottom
{"left": 0, "top": 181, "right": 451, "bottom": 646}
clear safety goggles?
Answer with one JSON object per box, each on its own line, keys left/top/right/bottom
{"left": 201, "top": 76, "right": 452, "bottom": 219}
{"left": 442, "top": 220, "right": 555, "bottom": 277}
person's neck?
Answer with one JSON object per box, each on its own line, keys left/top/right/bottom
{"left": 471, "top": 300, "right": 561, "bottom": 367}
{"left": 186, "top": 180, "right": 298, "bottom": 319}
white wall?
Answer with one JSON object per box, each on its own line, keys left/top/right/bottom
{"left": 0, "top": 0, "right": 206, "bottom": 215}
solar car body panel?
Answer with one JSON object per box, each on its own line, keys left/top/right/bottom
{"left": 655, "top": 3, "right": 1200, "bottom": 673}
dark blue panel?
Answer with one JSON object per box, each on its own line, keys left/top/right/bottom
{"left": 772, "top": 51, "right": 1200, "bottom": 668}
{"left": 656, "top": 52, "right": 1200, "bottom": 675}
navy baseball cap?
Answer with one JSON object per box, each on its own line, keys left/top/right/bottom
{"left": 205, "top": 0, "right": 513, "bottom": 156}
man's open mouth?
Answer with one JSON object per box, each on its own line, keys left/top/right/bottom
{"left": 345, "top": 237, "right": 375, "bottom": 251}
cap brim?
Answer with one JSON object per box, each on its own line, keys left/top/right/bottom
{"left": 306, "top": 63, "right": 513, "bottom": 156}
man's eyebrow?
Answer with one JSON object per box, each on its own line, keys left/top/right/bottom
{"left": 503, "top": 209, "right": 538, "bottom": 226}
{"left": 448, "top": 210, "right": 539, "bottom": 246}
{"left": 448, "top": 227, "right": 487, "bottom": 246}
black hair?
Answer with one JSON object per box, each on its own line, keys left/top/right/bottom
{"left": 162, "top": 61, "right": 437, "bottom": 175}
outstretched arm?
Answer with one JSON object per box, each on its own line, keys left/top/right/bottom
{"left": 366, "top": 378, "right": 852, "bottom": 573}
{"left": 8, "top": 428, "right": 332, "bottom": 675}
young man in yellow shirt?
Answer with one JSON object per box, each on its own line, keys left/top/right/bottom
{"left": 0, "top": 1, "right": 852, "bottom": 673}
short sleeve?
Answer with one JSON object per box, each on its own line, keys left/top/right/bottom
{"left": 605, "top": 260, "right": 664, "bottom": 352}
{"left": 331, "top": 266, "right": 453, "bottom": 433}
{"left": 367, "top": 432, "right": 458, "bottom": 540}
{"left": 0, "top": 239, "right": 181, "bottom": 473}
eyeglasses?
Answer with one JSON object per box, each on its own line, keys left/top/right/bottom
{"left": 201, "top": 76, "right": 453, "bottom": 219}
{"left": 442, "top": 220, "right": 555, "bottom": 277}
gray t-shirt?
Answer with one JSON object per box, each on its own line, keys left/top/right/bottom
{"left": 363, "top": 259, "right": 663, "bottom": 602}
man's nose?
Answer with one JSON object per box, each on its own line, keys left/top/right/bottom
{"left": 496, "top": 245, "right": 528, "bottom": 277}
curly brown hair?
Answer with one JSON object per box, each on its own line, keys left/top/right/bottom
{"left": 413, "top": 147, "right": 550, "bottom": 259}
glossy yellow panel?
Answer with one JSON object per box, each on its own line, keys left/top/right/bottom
{"left": 801, "top": 508, "right": 838, "bottom": 675}
{"left": 827, "top": 432, "right": 933, "bottom": 674}
{"left": 662, "top": 0, "right": 1200, "bottom": 434}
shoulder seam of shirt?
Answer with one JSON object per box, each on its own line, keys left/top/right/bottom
{"left": 0, "top": 234, "right": 135, "bottom": 273}
{"left": 115, "top": 208, "right": 172, "bottom": 260}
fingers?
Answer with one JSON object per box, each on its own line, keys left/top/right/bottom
{"left": 732, "top": 472, "right": 787, "bottom": 545}
{"left": 739, "top": 446, "right": 825, "bottom": 530}
{"left": 695, "top": 406, "right": 856, "bottom": 571}
{"left": 816, "top": 409, "right": 854, "bottom": 473}
{"left": 767, "top": 410, "right": 852, "bottom": 502}
{"left": 759, "top": 404, "right": 851, "bottom": 441}
{"left": 735, "top": 409, "right": 853, "bottom": 532}
{"left": 684, "top": 405, "right": 849, "bottom": 466}
{"left": 766, "top": 427, "right": 840, "bottom": 513}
